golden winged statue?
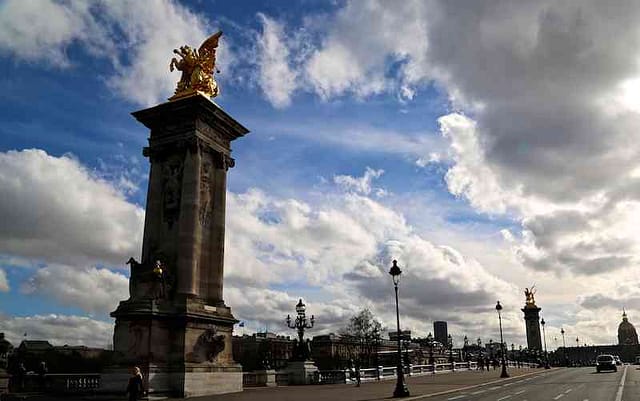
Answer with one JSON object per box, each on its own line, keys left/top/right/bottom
{"left": 169, "top": 31, "right": 222, "bottom": 100}
{"left": 524, "top": 285, "right": 536, "bottom": 306}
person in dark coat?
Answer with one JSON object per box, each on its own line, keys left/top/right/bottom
{"left": 126, "top": 366, "right": 144, "bottom": 401}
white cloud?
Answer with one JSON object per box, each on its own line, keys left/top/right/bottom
{"left": 0, "top": 269, "right": 8, "bottom": 292}
{"left": 0, "top": 314, "right": 112, "bottom": 348}
{"left": 256, "top": 14, "right": 297, "bottom": 108}
{"left": 0, "top": 1, "right": 103, "bottom": 67}
{"left": 223, "top": 174, "right": 519, "bottom": 342}
{"left": 22, "top": 265, "right": 128, "bottom": 314}
{"left": 333, "top": 167, "right": 384, "bottom": 195}
{"left": 102, "top": 0, "right": 212, "bottom": 106}
{"left": 304, "top": 1, "right": 429, "bottom": 99}
{"left": 0, "top": 0, "right": 217, "bottom": 106}
{"left": 0, "top": 149, "right": 144, "bottom": 267}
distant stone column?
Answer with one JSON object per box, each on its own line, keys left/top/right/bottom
{"left": 522, "top": 305, "right": 542, "bottom": 351}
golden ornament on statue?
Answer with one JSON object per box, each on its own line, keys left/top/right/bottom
{"left": 169, "top": 31, "right": 222, "bottom": 100}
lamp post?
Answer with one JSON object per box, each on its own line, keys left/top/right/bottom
{"left": 560, "top": 327, "right": 567, "bottom": 366}
{"left": 576, "top": 337, "right": 579, "bottom": 347}
{"left": 286, "top": 299, "right": 315, "bottom": 361}
{"left": 495, "top": 301, "right": 509, "bottom": 378}
{"left": 448, "top": 334, "right": 454, "bottom": 370}
{"left": 540, "top": 317, "right": 550, "bottom": 369}
{"left": 389, "top": 260, "right": 410, "bottom": 397}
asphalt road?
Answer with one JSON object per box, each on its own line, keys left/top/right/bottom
{"left": 424, "top": 366, "right": 639, "bottom": 401}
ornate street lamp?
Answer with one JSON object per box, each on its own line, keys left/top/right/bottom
{"left": 426, "top": 332, "right": 435, "bottom": 365}
{"left": 389, "top": 260, "right": 410, "bottom": 397}
{"left": 463, "top": 335, "right": 469, "bottom": 361}
{"left": 541, "top": 317, "right": 550, "bottom": 369}
{"left": 576, "top": 336, "right": 579, "bottom": 347}
{"left": 495, "top": 301, "right": 509, "bottom": 378}
{"left": 286, "top": 298, "right": 315, "bottom": 361}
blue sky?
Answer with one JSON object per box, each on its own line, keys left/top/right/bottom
{"left": 1, "top": 0, "right": 639, "bottom": 348}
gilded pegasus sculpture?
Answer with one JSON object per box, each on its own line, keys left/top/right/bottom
{"left": 169, "top": 31, "right": 222, "bottom": 100}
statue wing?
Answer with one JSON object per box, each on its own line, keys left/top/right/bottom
{"left": 198, "top": 31, "right": 223, "bottom": 71}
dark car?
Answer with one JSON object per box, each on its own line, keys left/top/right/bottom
{"left": 596, "top": 355, "right": 617, "bottom": 372}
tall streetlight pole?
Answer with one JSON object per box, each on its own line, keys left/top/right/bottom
{"left": 495, "top": 301, "right": 509, "bottom": 378}
{"left": 448, "top": 334, "right": 454, "bottom": 371}
{"left": 561, "top": 327, "right": 567, "bottom": 366}
{"left": 389, "top": 260, "right": 410, "bottom": 397}
{"left": 540, "top": 317, "right": 550, "bottom": 369}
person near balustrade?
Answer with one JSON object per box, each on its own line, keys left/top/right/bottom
{"left": 126, "top": 366, "right": 145, "bottom": 401}
{"left": 37, "top": 361, "right": 47, "bottom": 390}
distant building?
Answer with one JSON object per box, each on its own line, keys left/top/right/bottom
{"left": 232, "top": 332, "right": 294, "bottom": 371}
{"left": 17, "top": 340, "right": 54, "bottom": 354}
{"left": 434, "top": 321, "right": 448, "bottom": 345}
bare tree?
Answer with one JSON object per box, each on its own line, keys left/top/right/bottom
{"left": 339, "top": 309, "right": 383, "bottom": 386}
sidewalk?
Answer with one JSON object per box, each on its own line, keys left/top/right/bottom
{"left": 1, "top": 368, "right": 552, "bottom": 401}
{"left": 169, "top": 368, "right": 551, "bottom": 401}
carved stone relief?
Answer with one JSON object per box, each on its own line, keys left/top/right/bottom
{"left": 161, "top": 156, "right": 184, "bottom": 228}
{"left": 199, "top": 153, "right": 213, "bottom": 227}
{"left": 187, "top": 327, "right": 226, "bottom": 363}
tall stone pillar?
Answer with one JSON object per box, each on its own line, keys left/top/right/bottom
{"left": 522, "top": 305, "right": 542, "bottom": 351}
{"left": 110, "top": 94, "right": 249, "bottom": 398}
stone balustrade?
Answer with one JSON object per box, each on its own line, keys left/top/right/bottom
{"left": 241, "top": 360, "right": 538, "bottom": 387}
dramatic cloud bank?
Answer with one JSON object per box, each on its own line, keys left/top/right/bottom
{"left": 0, "top": 149, "right": 144, "bottom": 267}
{"left": 253, "top": 0, "right": 640, "bottom": 278}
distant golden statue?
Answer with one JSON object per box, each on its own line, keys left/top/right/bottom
{"left": 524, "top": 285, "right": 536, "bottom": 306}
{"left": 169, "top": 31, "right": 222, "bottom": 100}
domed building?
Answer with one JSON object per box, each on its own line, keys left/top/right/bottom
{"left": 618, "top": 310, "right": 639, "bottom": 345}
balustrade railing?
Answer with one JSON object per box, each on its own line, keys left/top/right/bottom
{"left": 241, "top": 360, "right": 539, "bottom": 387}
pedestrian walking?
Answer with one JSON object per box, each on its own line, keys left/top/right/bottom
{"left": 37, "top": 361, "right": 48, "bottom": 390}
{"left": 126, "top": 366, "right": 145, "bottom": 401}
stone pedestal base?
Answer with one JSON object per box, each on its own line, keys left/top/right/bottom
{"left": 0, "top": 370, "right": 9, "bottom": 394}
{"left": 285, "top": 361, "right": 318, "bottom": 385}
{"left": 254, "top": 370, "right": 277, "bottom": 387}
{"left": 100, "top": 363, "right": 242, "bottom": 398}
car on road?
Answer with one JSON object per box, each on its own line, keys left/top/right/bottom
{"left": 596, "top": 354, "right": 617, "bottom": 372}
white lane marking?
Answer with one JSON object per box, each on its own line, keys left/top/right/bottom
{"left": 447, "top": 396, "right": 464, "bottom": 400}
{"left": 497, "top": 396, "right": 511, "bottom": 401}
{"left": 515, "top": 390, "right": 526, "bottom": 395}
{"left": 565, "top": 388, "right": 573, "bottom": 394}
{"left": 553, "top": 395, "right": 564, "bottom": 400}
{"left": 503, "top": 382, "right": 514, "bottom": 386}
{"left": 490, "top": 386, "right": 501, "bottom": 390}
{"left": 471, "top": 390, "right": 486, "bottom": 395}
{"left": 615, "top": 365, "right": 628, "bottom": 401}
